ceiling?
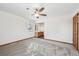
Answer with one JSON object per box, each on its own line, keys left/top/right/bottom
{"left": 0, "top": 3, "right": 39, "bottom": 19}
{"left": 0, "top": 3, "right": 79, "bottom": 19}
{"left": 40, "top": 3, "right": 79, "bottom": 16}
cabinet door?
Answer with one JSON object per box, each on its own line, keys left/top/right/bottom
{"left": 73, "top": 17, "right": 78, "bottom": 50}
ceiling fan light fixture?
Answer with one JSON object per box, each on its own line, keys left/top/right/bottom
{"left": 35, "top": 14, "right": 39, "bottom": 17}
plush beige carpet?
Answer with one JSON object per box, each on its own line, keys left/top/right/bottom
{"left": 0, "top": 38, "right": 79, "bottom": 56}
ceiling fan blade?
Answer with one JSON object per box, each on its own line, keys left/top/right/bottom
{"left": 39, "top": 14, "right": 47, "bottom": 16}
{"left": 35, "top": 8, "right": 38, "bottom": 11}
{"left": 34, "top": 8, "right": 39, "bottom": 13}
{"left": 39, "top": 7, "right": 45, "bottom": 12}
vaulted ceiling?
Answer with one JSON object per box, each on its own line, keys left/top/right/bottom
{"left": 0, "top": 3, "right": 79, "bottom": 19}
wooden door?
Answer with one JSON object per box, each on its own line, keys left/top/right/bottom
{"left": 73, "top": 16, "right": 78, "bottom": 50}
{"left": 77, "top": 17, "right": 79, "bottom": 50}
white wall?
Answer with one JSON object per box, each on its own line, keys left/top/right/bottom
{"left": 0, "top": 11, "right": 34, "bottom": 45}
{"left": 44, "top": 15, "right": 73, "bottom": 43}
{"left": 40, "top": 3, "right": 79, "bottom": 43}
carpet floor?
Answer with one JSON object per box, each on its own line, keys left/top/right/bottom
{"left": 0, "top": 38, "right": 79, "bottom": 56}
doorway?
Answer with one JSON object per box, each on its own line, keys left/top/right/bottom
{"left": 35, "top": 23, "right": 44, "bottom": 39}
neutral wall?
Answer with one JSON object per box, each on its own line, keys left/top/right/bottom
{"left": 44, "top": 15, "right": 73, "bottom": 43}
{"left": 0, "top": 11, "right": 34, "bottom": 45}
{"left": 41, "top": 3, "right": 79, "bottom": 44}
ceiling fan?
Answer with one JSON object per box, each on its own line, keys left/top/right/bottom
{"left": 26, "top": 7, "right": 47, "bottom": 18}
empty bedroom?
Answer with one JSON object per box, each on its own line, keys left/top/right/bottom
{"left": 0, "top": 3, "right": 79, "bottom": 56}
